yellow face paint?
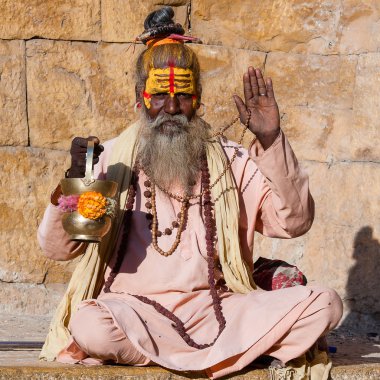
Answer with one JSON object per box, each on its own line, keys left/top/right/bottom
{"left": 143, "top": 65, "right": 197, "bottom": 109}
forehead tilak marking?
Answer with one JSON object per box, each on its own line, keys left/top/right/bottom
{"left": 143, "top": 64, "right": 197, "bottom": 108}
{"left": 146, "top": 67, "right": 195, "bottom": 93}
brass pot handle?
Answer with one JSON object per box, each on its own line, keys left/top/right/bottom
{"left": 82, "top": 140, "right": 95, "bottom": 186}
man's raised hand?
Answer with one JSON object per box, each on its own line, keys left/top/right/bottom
{"left": 233, "top": 66, "right": 280, "bottom": 150}
{"left": 67, "top": 136, "right": 104, "bottom": 178}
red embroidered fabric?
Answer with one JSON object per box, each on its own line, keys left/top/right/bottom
{"left": 252, "top": 257, "right": 307, "bottom": 291}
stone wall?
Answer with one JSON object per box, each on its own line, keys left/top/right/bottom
{"left": 0, "top": 0, "right": 379, "bottom": 330}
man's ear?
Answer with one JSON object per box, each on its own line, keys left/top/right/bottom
{"left": 135, "top": 84, "right": 143, "bottom": 103}
{"left": 196, "top": 83, "right": 202, "bottom": 109}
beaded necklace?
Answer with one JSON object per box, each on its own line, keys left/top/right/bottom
{"left": 144, "top": 179, "right": 189, "bottom": 256}
{"left": 103, "top": 157, "right": 226, "bottom": 349}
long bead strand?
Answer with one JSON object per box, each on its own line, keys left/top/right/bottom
{"left": 132, "top": 157, "right": 226, "bottom": 348}
{"left": 103, "top": 158, "right": 226, "bottom": 349}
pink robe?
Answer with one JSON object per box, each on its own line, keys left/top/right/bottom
{"left": 38, "top": 131, "right": 341, "bottom": 378}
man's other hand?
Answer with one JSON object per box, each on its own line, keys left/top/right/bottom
{"left": 67, "top": 136, "right": 104, "bottom": 178}
{"left": 233, "top": 66, "right": 280, "bottom": 150}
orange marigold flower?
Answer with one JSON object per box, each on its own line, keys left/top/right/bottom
{"left": 77, "top": 191, "right": 107, "bottom": 220}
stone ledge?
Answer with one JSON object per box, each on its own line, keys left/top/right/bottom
{"left": 0, "top": 358, "right": 263, "bottom": 380}
{"left": 1, "top": 315, "right": 379, "bottom": 379}
{"left": 0, "top": 352, "right": 379, "bottom": 380}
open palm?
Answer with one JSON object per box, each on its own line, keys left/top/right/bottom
{"left": 233, "top": 67, "right": 280, "bottom": 149}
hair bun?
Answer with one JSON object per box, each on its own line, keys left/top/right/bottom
{"left": 144, "top": 6, "right": 175, "bottom": 29}
{"left": 138, "top": 6, "right": 185, "bottom": 44}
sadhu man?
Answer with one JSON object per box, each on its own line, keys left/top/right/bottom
{"left": 38, "top": 6, "right": 342, "bottom": 379}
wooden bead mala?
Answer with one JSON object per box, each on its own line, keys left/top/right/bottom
{"left": 144, "top": 179, "right": 188, "bottom": 257}
{"left": 103, "top": 157, "right": 226, "bottom": 349}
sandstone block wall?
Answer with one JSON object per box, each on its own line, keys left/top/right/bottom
{"left": 0, "top": 0, "right": 379, "bottom": 331}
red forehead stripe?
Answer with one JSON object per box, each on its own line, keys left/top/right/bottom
{"left": 169, "top": 63, "right": 175, "bottom": 96}
{"left": 143, "top": 91, "right": 151, "bottom": 99}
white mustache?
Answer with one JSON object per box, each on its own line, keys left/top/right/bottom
{"left": 149, "top": 114, "right": 189, "bottom": 131}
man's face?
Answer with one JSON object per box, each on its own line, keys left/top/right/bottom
{"left": 142, "top": 64, "right": 198, "bottom": 122}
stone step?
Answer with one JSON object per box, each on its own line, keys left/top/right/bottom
{"left": 0, "top": 314, "right": 379, "bottom": 379}
{"left": 0, "top": 351, "right": 379, "bottom": 380}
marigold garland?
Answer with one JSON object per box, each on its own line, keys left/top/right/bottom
{"left": 77, "top": 191, "right": 107, "bottom": 220}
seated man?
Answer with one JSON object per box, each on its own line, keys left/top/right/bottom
{"left": 38, "top": 6, "right": 343, "bottom": 379}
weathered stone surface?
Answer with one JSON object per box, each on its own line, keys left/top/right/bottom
{"left": 0, "top": 147, "right": 77, "bottom": 284}
{"left": 102, "top": 0, "right": 189, "bottom": 42}
{"left": 265, "top": 52, "right": 357, "bottom": 110}
{"left": 0, "top": 312, "right": 50, "bottom": 340}
{"left": 1, "top": 354, "right": 380, "bottom": 379}
{"left": 0, "top": 361, "right": 267, "bottom": 379}
{"left": 192, "top": 0, "right": 341, "bottom": 54}
{"left": 192, "top": 0, "right": 380, "bottom": 55}
{"left": 350, "top": 53, "right": 380, "bottom": 161}
{"left": 191, "top": 44, "right": 266, "bottom": 144}
{"left": 263, "top": 52, "right": 380, "bottom": 162}
{"left": 27, "top": 40, "right": 100, "bottom": 149}
{"left": 27, "top": 40, "right": 145, "bottom": 149}
{"left": 280, "top": 107, "right": 354, "bottom": 162}
{"left": 0, "top": 0, "right": 101, "bottom": 41}
{"left": 337, "top": 0, "right": 380, "bottom": 54}
{"left": 254, "top": 161, "right": 380, "bottom": 325}
{"left": 263, "top": 52, "right": 361, "bottom": 161}
{"left": 0, "top": 40, "right": 28, "bottom": 146}
{"left": 0, "top": 283, "right": 66, "bottom": 316}
{"left": 95, "top": 42, "right": 145, "bottom": 138}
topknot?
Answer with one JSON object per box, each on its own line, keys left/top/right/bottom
{"left": 144, "top": 6, "right": 174, "bottom": 29}
{"left": 137, "top": 6, "right": 185, "bottom": 44}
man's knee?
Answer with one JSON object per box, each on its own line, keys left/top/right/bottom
{"left": 312, "top": 287, "right": 343, "bottom": 331}
{"left": 325, "top": 288, "right": 343, "bottom": 330}
{"left": 69, "top": 302, "right": 150, "bottom": 365}
{"left": 69, "top": 303, "right": 114, "bottom": 356}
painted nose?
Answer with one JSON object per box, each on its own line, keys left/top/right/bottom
{"left": 164, "top": 95, "right": 181, "bottom": 115}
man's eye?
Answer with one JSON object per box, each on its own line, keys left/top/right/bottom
{"left": 177, "top": 93, "right": 192, "bottom": 99}
{"left": 152, "top": 93, "right": 168, "bottom": 98}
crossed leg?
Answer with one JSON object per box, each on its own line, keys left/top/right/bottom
{"left": 68, "top": 301, "right": 150, "bottom": 365}
{"left": 264, "top": 287, "right": 343, "bottom": 364}
{"left": 65, "top": 287, "right": 342, "bottom": 369}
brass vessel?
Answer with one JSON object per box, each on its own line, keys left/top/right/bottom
{"left": 60, "top": 140, "right": 118, "bottom": 242}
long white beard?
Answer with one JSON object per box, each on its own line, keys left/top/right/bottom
{"left": 138, "top": 113, "right": 211, "bottom": 194}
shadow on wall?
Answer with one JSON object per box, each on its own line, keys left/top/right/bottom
{"left": 338, "top": 226, "right": 380, "bottom": 333}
